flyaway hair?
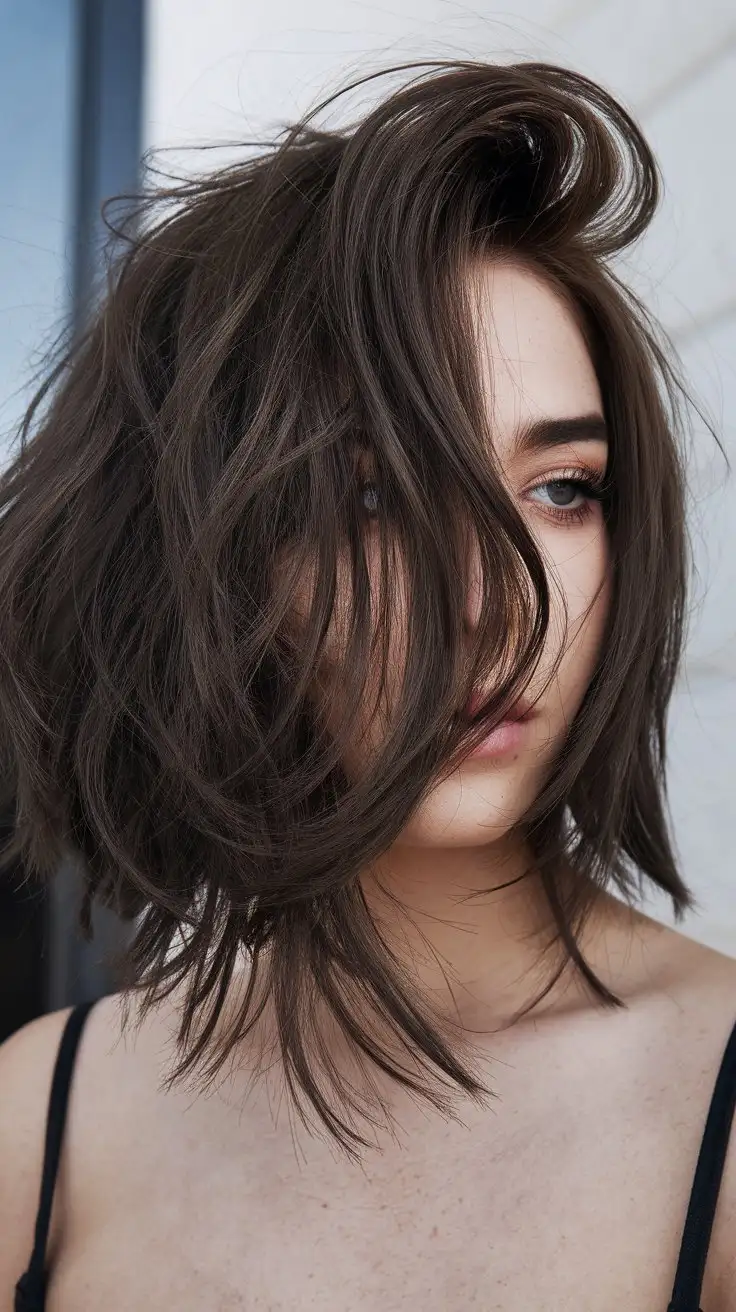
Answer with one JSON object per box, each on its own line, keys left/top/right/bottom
{"left": 0, "top": 59, "right": 725, "bottom": 1162}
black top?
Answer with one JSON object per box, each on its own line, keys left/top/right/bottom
{"left": 13, "top": 1001, "right": 736, "bottom": 1312}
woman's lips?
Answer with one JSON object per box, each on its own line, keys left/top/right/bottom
{"left": 465, "top": 717, "right": 531, "bottom": 757}
{"left": 463, "top": 690, "right": 537, "bottom": 758}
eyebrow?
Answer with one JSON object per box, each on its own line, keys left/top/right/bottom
{"left": 512, "top": 414, "right": 609, "bottom": 458}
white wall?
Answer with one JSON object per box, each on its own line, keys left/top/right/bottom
{"left": 143, "top": 0, "right": 736, "bottom": 953}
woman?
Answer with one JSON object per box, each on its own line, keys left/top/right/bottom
{"left": 0, "top": 58, "right": 734, "bottom": 1311}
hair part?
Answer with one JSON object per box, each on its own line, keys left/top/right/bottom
{"left": 0, "top": 57, "right": 726, "bottom": 1163}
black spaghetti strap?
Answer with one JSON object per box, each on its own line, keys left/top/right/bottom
{"left": 14, "top": 1000, "right": 98, "bottom": 1312}
{"left": 667, "top": 1016, "right": 736, "bottom": 1312}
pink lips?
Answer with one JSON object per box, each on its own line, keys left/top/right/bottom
{"left": 463, "top": 690, "right": 536, "bottom": 758}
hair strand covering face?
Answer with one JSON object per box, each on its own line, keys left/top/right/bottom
{"left": 0, "top": 58, "right": 727, "bottom": 1163}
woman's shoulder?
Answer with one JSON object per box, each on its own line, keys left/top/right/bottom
{"left": 0, "top": 1004, "right": 77, "bottom": 1303}
{"left": 0, "top": 990, "right": 179, "bottom": 1275}
{"left": 641, "top": 914, "right": 736, "bottom": 1018}
{"left": 667, "top": 927, "right": 736, "bottom": 1306}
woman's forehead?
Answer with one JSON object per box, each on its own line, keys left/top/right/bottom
{"left": 471, "top": 261, "right": 602, "bottom": 459}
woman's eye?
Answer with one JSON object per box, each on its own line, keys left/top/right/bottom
{"left": 526, "top": 472, "right": 606, "bottom": 525}
{"left": 529, "top": 478, "right": 585, "bottom": 508}
{"left": 360, "top": 480, "right": 381, "bottom": 517}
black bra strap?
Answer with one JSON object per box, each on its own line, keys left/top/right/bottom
{"left": 20, "top": 1000, "right": 98, "bottom": 1296}
{"left": 668, "top": 1015, "right": 736, "bottom": 1312}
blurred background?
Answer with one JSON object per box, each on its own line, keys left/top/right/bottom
{"left": 1, "top": 0, "right": 734, "bottom": 1043}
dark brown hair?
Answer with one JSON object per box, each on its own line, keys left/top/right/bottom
{"left": 0, "top": 59, "right": 725, "bottom": 1162}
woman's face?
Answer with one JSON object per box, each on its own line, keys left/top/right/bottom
{"left": 287, "top": 258, "right": 611, "bottom": 848}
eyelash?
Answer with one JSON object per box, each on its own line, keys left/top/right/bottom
{"left": 524, "top": 465, "right": 609, "bottom": 526}
{"left": 358, "top": 465, "right": 609, "bottom": 528}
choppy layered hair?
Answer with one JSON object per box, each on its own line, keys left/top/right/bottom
{"left": 0, "top": 59, "right": 724, "bottom": 1160}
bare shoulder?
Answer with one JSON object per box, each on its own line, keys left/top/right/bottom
{"left": 0, "top": 989, "right": 171, "bottom": 1310}
{"left": 660, "top": 921, "right": 736, "bottom": 1035}
{"left": 638, "top": 915, "right": 736, "bottom": 1066}
{"left": 0, "top": 1006, "right": 76, "bottom": 1309}
{"left": 657, "top": 923, "right": 736, "bottom": 1311}
{"left": 693, "top": 942, "right": 736, "bottom": 1308}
